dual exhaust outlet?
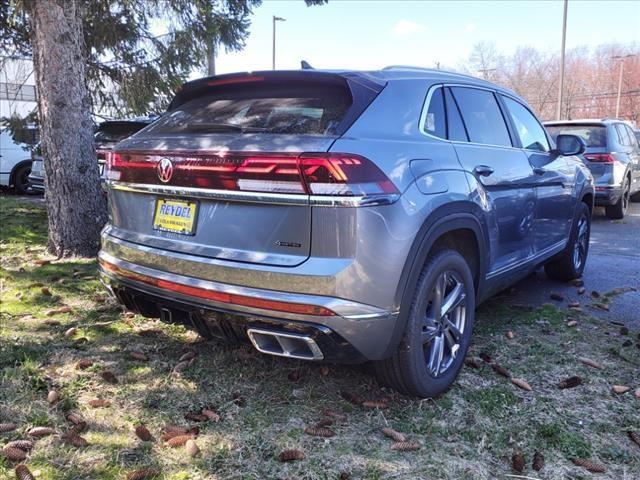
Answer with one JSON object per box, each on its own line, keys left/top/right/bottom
{"left": 247, "top": 328, "right": 324, "bottom": 361}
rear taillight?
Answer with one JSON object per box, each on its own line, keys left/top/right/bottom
{"left": 584, "top": 153, "right": 615, "bottom": 163}
{"left": 105, "top": 151, "right": 398, "bottom": 197}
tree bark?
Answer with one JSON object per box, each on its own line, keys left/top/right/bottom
{"left": 27, "top": 0, "right": 106, "bottom": 257}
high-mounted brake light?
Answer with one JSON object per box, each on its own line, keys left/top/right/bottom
{"left": 99, "top": 259, "right": 335, "bottom": 316}
{"left": 584, "top": 153, "right": 615, "bottom": 164}
{"left": 105, "top": 151, "right": 399, "bottom": 197}
{"left": 206, "top": 76, "right": 265, "bottom": 87}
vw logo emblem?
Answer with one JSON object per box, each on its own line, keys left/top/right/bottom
{"left": 157, "top": 157, "right": 174, "bottom": 183}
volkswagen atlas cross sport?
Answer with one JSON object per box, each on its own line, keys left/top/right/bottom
{"left": 99, "top": 68, "right": 594, "bottom": 397}
{"left": 544, "top": 119, "right": 640, "bottom": 219}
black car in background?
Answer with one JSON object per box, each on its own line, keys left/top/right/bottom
{"left": 30, "top": 117, "right": 155, "bottom": 192}
{"left": 545, "top": 119, "right": 640, "bottom": 219}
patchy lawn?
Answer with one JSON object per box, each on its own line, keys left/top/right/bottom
{"left": 1, "top": 195, "right": 639, "bottom": 480}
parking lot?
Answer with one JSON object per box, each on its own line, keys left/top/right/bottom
{"left": 507, "top": 202, "right": 640, "bottom": 329}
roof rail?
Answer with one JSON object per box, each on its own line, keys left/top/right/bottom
{"left": 382, "top": 65, "right": 435, "bottom": 72}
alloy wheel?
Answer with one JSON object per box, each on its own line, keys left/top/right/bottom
{"left": 421, "top": 271, "right": 467, "bottom": 377}
{"left": 573, "top": 213, "right": 589, "bottom": 270}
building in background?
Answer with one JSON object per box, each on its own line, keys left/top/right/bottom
{"left": 0, "top": 57, "right": 37, "bottom": 119}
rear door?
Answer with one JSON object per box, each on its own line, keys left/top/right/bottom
{"left": 500, "top": 95, "right": 574, "bottom": 252}
{"left": 105, "top": 72, "right": 383, "bottom": 267}
{"left": 624, "top": 124, "right": 640, "bottom": 194}
{"left": 447, "top": 86, "right": 537, "bottom": 275}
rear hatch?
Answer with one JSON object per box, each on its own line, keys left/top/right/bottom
{"left": 105, "top": 71, "right": 385, "bottom": 267}
{"left": 545, "top": 123, "right": 610, "bottom": 181}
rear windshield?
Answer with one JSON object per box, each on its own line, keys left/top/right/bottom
{"left": 95, "top": 123, "right": 148, "bottom": 143}
{"left": 143, "top": 85, "right": 352, "bottom": 136}
{"left": 545, "top": 124, "right": 607, "bottom": 148}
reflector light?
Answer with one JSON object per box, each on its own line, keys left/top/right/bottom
{"left": 584, "top": 153, "right": 615, "bottom": 164}
{"left": 105, "top": 151, "right": 399, "bottom": 197}
{"left": 99, "top": 259, "right": 335, "bottom": 316}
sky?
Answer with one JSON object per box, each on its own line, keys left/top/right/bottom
{"left": 207, "top": 0, "right": 639, "bottom": 76}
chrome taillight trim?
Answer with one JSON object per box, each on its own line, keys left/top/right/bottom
{"left": 106, "top": 181, "right": 399, "bottom": 207}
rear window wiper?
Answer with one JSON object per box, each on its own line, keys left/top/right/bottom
{"left": 185, "top": 123, "right": 268, "bottom": 133}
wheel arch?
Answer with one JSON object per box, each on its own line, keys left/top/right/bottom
{"left": 383, "top": 204, "right": 489, "bottom": 358}
{"left": 9, "top": 159, "right": 32, "bottom": 186}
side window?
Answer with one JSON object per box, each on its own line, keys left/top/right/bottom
{"left": 501, "top": 96, "right": 550, "bottom": 152}
{"left": 450, "top": 87, "right": 512, "bottom": 147}
{"left": 444, "top": 88, "right": 468, "bottom": 142}
{"left": 423, "top": 87, "right": 446, "bottom": 139}
{"left": 617, "top": 124, "right": 632, "bottom": 146}
{"left": 625, "top": 125, "right": 639, "bottom": 147}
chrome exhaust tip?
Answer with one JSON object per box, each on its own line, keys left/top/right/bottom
{"left": 246, "top": 328, "right": 324, "bottom": 361}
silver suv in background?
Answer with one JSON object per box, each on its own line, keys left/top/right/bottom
{"left": 99, "top": 69, "right": 593, "bottom": 397}
{"left": 545, "top": 119, "right": 640, "bottom": 219}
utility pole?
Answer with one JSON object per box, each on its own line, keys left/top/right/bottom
{"left": 207, "top": 42, "right": 216, "bottom": 76}
{"left": 612, "top": 54, "right": 636, "bottom": 118}
{"left": 272, "top": 16, "right": 286, "bottom": 70}
{"left": 556, "top": 0, "right": 568, "bottom": 120}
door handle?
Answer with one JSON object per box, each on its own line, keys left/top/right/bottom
{"left": 473, "top": 165, "right": 494, "bottom": 177}
{"left": 533, "top": 167, "right": 546, "bottom": 175}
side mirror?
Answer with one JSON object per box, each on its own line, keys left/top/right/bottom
{"left": 555, "top": 134, "right": 586, "bottom": 156}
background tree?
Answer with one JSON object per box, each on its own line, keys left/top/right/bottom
{"left": 0, "top": 0, "right": 326, "bottom": 257}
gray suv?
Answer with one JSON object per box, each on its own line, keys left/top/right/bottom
{"left": 545, "top": 119, "right": 640, "bottom": 219}
{"left": 99, "top": 68, "right": 594, "bottom": 397}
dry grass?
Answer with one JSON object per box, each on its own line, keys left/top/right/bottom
{"left": 1, "top": 196, "right": 639, "bottom": 479}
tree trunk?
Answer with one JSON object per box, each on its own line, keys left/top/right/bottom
{"left": 28, "top": 0, "right": 106, "bottom": 257}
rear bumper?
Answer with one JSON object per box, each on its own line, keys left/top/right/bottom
{"left": 28, "top": 174, "right": 45, "bottom": 191}
{"left": 594, "top": 185, "right": 623, "bottom": 206}
{"left": 98, "top": 245, "right": 398, "bottom": 361}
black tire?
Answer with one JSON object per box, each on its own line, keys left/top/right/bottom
{"left": 13, "top": 163, "right": 32, "bottom": 194}
{"left": 375, "top": 250, "right": 475, "bottom": 398}
{"left": 544, "top": 202, "right": 590, "bottom": 281}
{"left": 605, "top": 178, "right": 630, "bottom": 219}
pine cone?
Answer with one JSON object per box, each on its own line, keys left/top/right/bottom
{"left": 178, "top": 351, "right": 196, "bottom": 362}
{"left": 166, "top": 434, "right": 194, "bottom": 447}
{"left": 130, "top": 351, "right": 149, "bottom": 361}
{"left": 47, "top": 390, "right": 60, "bottom": 404}
{"left": 184, "top": 412, "right": 208, "bottom": 422}
{"left": 382, "top": 428, "right": 406, "bottom": 443}
{"left": 322, "top": 409, "right": 347, "bottom": 421}
{"left": 278, "top": 449, "right": 305, "bottom": 462}
{"left": 63, "top": 431, "right": 88, "bottom": 447}
{"left": 0, "top": 422, "right": 18, "bottom": 433}
{"left": 510, "top": 378, "right": 532, "bottom": 391}
{"left": 362, "top": 400, "right": 388, "bottom": 409}
{"left": 578, "top": 357, "right": 603, "bottom": 369}
{"left": 88, "top": 398, "right": 111, "bottom": 408}
{"left": 76, "top": 359, "right": 93, "bottom": 369}
{"left": 340, "top": 390, "right": 363, "bottom": 405}
{"left": 4, "top": 441, "right": 34, "bottom": 452}
{"left": 135, "top": 425, "right": 153, "bottom": 442}
{"left": 532, "top": 451, "right": 545, "bottom": 471}
{"left": 464, "top": 357, "right": 481, "bottom": 369}
{"left": 511, "top": 451, "right": 525, "bottom": 472}
{"left": 2, "top": 446, "right": 27, "bottom": 461}
{"left": 126, "top": 468, "right": 160, "bottom": 480}
{"left": 185, "top": 439, "right": 200, "bottom": 457}
{"left": 304, "top": 426, "right": 335, "bottom": 437}
{"left": 479, "top": 352, "right": 492, "bottom": 363}
{"left": 202, "top": 409, "right": 220, "bottom": 422}
{"left": 100, "top": 370, "right": 118, "bottom": 384}
{"left": 491, "top": 363, "right": 511, "bottom": 378}
{"left": 390, "top": 441, "right": 420, "bottom": 451}
{"left": 315, "top": 418, "right": 333, "bottom": 428}
{"left": 66, "top": 412, "right": 84, "bottom": 425}
{"left": 14, "top": 464, "right": 36, "bottom": 480}
{"left": 27, "top": 426, "right": 55, "bottom": 437}
{"left": 68, "top": 421, "right": 88, "bottom": 434}
{"left": 628, "top": 430, "right": 640, "bottom": 449}
{"left": 571, "top": 458, "right": 606, "bottom": 473}
{"left": 557, "top": 376, "right": 582, "bottom": 389}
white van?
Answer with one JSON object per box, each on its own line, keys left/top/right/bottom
{"left": 0, "top": 126, "right": 37, "bottom": 193}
